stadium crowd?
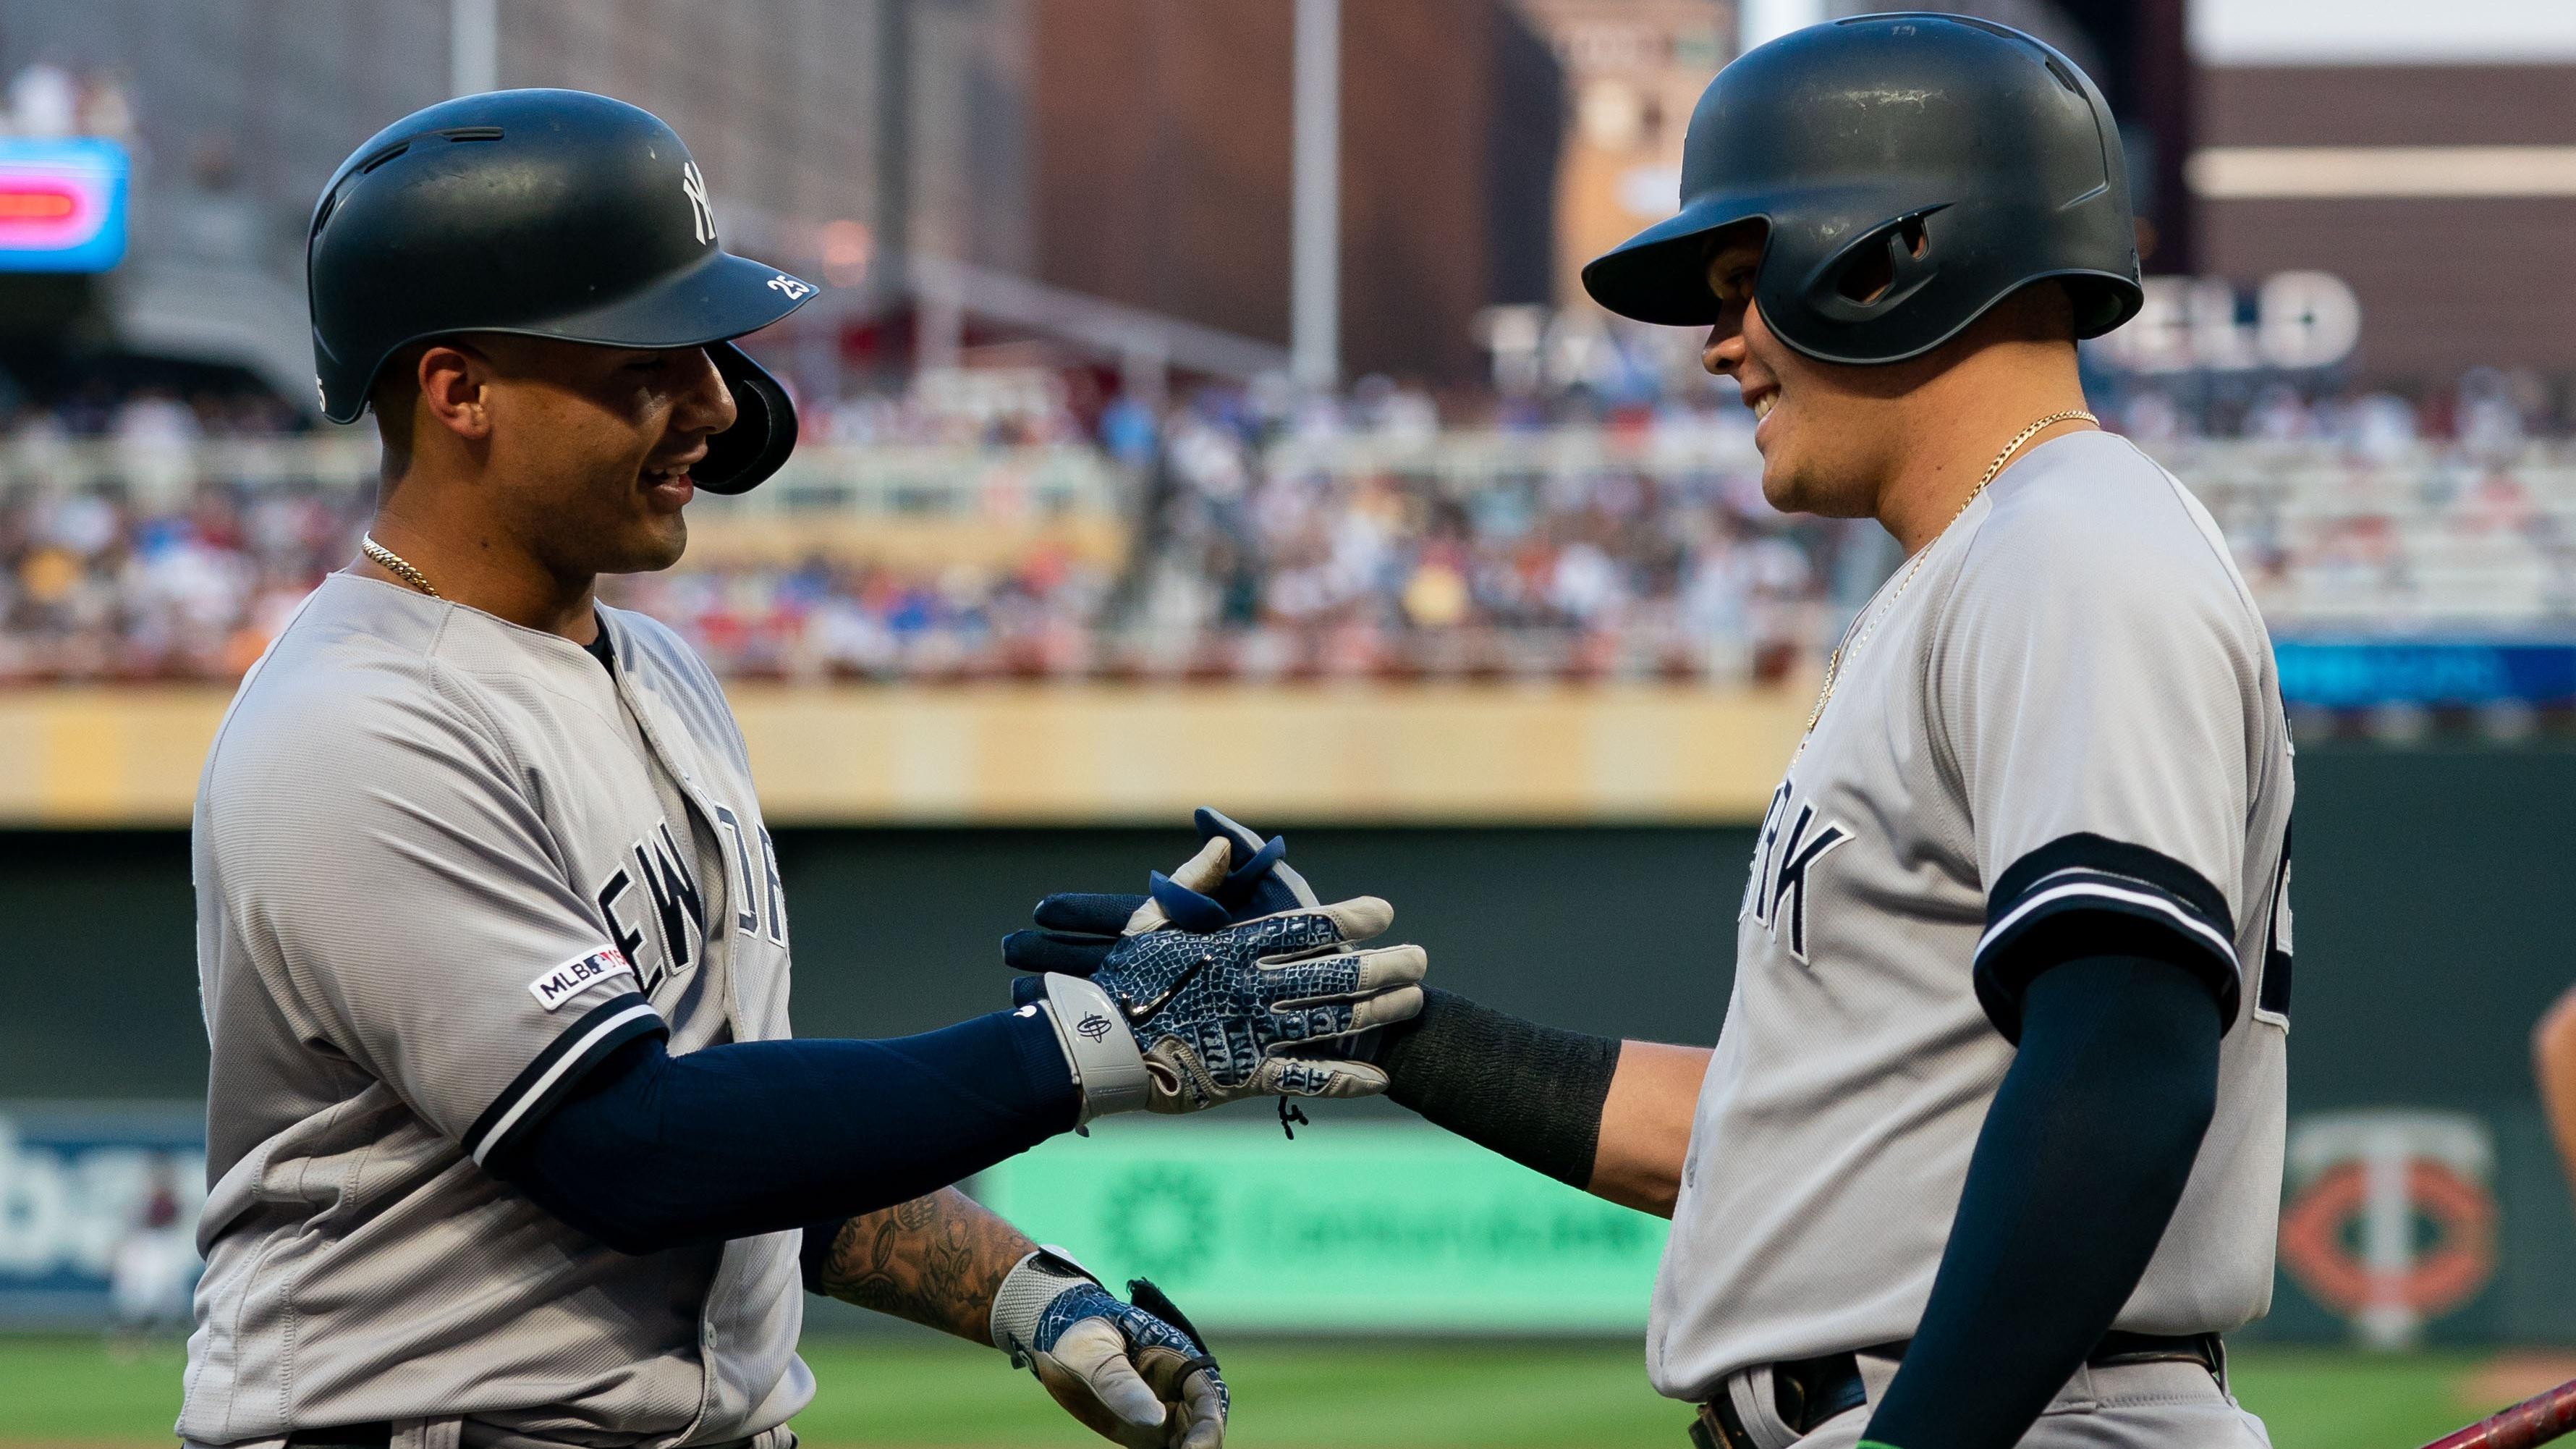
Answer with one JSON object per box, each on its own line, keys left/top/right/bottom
{"left": 0, "top": 367, "right": 2569, "bottom": 688}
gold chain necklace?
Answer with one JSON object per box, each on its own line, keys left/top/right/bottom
{"left": 1791, "top": 409, "right": 2096, "bottom": 761}
{"left": 360, "top": 534, "right": 441, "bottom": 599}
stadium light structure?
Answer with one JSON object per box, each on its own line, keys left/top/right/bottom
{"left": 1740, "top": 0, "right": 1829, "bottom": 52}
{"left": 1291, "top": 0, "right": 1339, "bottom": 391}
{"left": 452, "top": 0, "right": 499, "bottom": 96}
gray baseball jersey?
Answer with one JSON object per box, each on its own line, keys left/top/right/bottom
{"left": 1648, "top": 430, "right": 2294, "bottom": 1401}
{"left": 185, "top": 573, "right": 808, "bottom": 1448}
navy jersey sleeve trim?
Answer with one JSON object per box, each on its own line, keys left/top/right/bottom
{"left": 463, "top": 990, "right": 668, "bottom": 1165}
{"left": 1975, "top": 833, "right": 2240, "bottom": 1042}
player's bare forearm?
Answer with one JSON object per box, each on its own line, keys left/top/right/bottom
{"left": 2533, "top": 989, "right": 2576, "bottom": 1207}
{"left": 1587, "top": 1041, "right": 1710, "bottom": 1217}
{"left": 811, "top": 1188, "right": 1035, "bottom": 1344}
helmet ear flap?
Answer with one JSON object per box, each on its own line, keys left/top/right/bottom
{"left": 1802, "top": 206, "right": 1947, "bottom": 324}
{"left": 694, "top": 342, "right": 798, "bottom": 495}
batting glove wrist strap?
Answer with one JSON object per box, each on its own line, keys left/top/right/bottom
{"left": 989, "top": 1246, "right": 1096, "bottom": 1359}
{"left": 1035, "top": 975, "right": 1151, "bottom": 1125}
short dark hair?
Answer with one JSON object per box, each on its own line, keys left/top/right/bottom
{"left": 1994, "top": 280, "right": 2080, "bottom": 346}
{"left": 368, "top": 342, "right": 433, "bottom": 488}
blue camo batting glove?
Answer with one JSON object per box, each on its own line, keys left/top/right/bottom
{"left": 1096, "top": 894, "right": 1423, "bottom": 1112}
{"left": 991, "top": 1249, "right": 1226, "bottom": 1449}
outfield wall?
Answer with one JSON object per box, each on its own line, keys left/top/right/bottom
{"left": 0, "top": 683, "right": 1814, "bottom": 827}
{"left": 6, "top": 745, "right": 2575, "bottom": 1341}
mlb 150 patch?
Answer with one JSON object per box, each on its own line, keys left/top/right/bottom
{"left": 528, "top": 948, "right": 637, "bottom": 1011}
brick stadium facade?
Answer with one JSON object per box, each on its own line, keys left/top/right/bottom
{"left": 2193, "top": 61, "right": 2576, "bottom": 392}
{"left": 1028, "top": 0, "right": 1562, "bottom": 385}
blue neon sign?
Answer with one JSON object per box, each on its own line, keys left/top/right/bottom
{"left": 0, "top": 138, "right": 129, "bottom": 273}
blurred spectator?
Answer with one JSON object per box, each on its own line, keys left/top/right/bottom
{"left": 1, "top": 61, "right": 132, "bottom": 140}
{"left": 0, "top": 366, "right": 2569, "bottom": 687}
{"left": 106, "top": 1155, "right": 197, "bottom": 1360}
{"left": 79, "top": 67, "right": 137, "bottom": 140}
{"left": 6, "top": 62, "right": 77, "bottom": 137}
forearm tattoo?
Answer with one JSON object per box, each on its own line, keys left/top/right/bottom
{"left": 813, "top": 1188, "right": 1037, "bottom": 1343}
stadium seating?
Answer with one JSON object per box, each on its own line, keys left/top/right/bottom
{"left": 0, "top": 421, "right": 2569, "bottom": 688}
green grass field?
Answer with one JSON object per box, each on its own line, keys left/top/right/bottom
{"left": 0, "top": 1335, "right": 2538, "bottom": 1448}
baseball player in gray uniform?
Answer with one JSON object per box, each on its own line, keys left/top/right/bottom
{"left": 182, "top": 90, "right": 1425, "bottom": 1449}
{"left": 1009, "top": 18, "right": 2292, "bottom": 1449}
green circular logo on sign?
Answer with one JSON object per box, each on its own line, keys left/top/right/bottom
{"left": 1103, "top": 1166, "right": 1219, "bottom": 1282}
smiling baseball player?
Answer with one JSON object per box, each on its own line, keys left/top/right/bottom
{"left": 1009, "top": 17, "right": 2295, "bottom": 1449}
{"left": 181, "top": 89, "right": 1425, "bottom": 1449}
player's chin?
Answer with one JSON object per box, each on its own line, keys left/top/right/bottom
{"left": 637, "top": 515, "right": 689, "bottom": 570}
{"left": 1763, "top": 467, "right": 1874, "bottom": 523}
{"left": 1758, "top": 457, "right": 1807, "bottom": 515}
{"left": 618, "top": 470, "right": 694, "bottom": 566}
{"left": 596, "top": 513, "right": 690, "bottom": 574}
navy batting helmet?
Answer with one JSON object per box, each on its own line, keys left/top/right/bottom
{"left": 306, "top": 88, "right": 811, "bottom": 494}
{"left": 1580, "top": 14, "right": 2143, "bottom": 365}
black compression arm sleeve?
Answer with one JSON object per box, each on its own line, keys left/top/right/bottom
{"left": 1375, "top": 986, "right": 1622, "bottom": 1188}
{"left": 1860, "top": 955, "right": 2224, "bottom": 1449}
{"left": 490, "top": 1008, "right": 1079, "bottom": 1256}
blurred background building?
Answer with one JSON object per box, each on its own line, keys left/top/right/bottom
{"left": 2190, "top": 0, "right": 2576, "bottom": 385}
{"left": 2, "top": 0, "right": 2575, "bottom": 1384}
{"left": 1029, "top": 0, "right": 1561, "bottom": 384}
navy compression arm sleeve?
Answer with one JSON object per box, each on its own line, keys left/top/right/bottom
{"left": 1860, "top": 955, "right": 2224, "bottom": 1449}
{"left": 489, "top": 1008, "right": 1078, "bottom": 1256}
{"left": 1376, "top": 987, "right": 1623, "bottom": 1188}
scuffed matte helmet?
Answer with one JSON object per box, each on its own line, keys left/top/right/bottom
{"left": 1580, "top": 13, "right": 2143, "bottom": 365}
{"left": 306, "top": 88, "right": 813, "bottom": 493}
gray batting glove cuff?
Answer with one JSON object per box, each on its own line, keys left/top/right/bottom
{"left": 989, "top": 1246, "right": 1095, "bottom": 1357}
{"left": 1036, "top": 973, "right": 1151, "bottom": 1125}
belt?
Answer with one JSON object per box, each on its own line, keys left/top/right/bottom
{"left": 1687, "top": 1331, "right": 2222, "bottom": 1449}
{"left": 284, "top": 1434, "right": 774, "bottom": 1449}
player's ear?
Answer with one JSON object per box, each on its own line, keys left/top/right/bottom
{"left": 415, "top": 342, "right": 496, "bottom": 443}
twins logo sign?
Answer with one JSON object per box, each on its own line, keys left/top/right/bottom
{"left": 2276, "top": 1110, "right": 2496, "bottom": 1348}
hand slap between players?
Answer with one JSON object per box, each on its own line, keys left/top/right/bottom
{"left": 1008, "top": 808, "right": 1426, "bottom": 1115}
{"left": 1101, "top": 893, "right": 1425, "bottom": 1111}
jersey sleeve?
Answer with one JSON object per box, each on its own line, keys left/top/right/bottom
{"left": 1931, "top": 494, "right": 2263, "bottom": 1041}
{"left": 206, "top": 669, "right": 666, "bottom": 1165}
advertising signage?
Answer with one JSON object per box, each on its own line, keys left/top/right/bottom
{"left": 0, "top": 1102, "right": 205, "bottom": 1327}
{"left": 0, "top": 138, "right": 130, "bottom": 273}
{"left": 975, "top": 1120, "right": 1669, "bottom": 1331}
